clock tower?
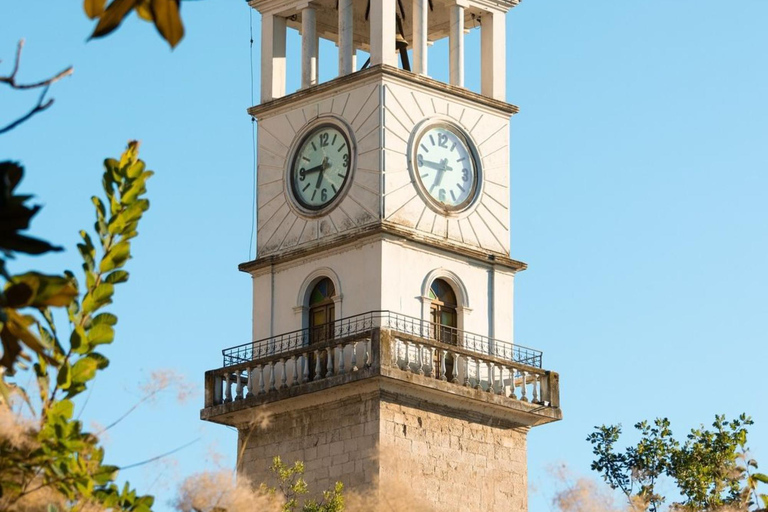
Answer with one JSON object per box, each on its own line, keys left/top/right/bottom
{"left": 202, "top": 0, "right": 562, "bottom": 508}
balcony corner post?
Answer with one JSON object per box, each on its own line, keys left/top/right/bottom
{"left": 205, "top": 370, "right": 217, "bottom": 407}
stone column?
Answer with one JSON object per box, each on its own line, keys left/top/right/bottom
{"left": 449, "top": 0, "right": 466, "bottom": 86}
{"left": 260, "top": 13, "right": 286, "bottom": 102}
{"left": 338, "top": 0, "right": 354, "bottom": 75}
{"left": 301, "top": 5, "right": 318, "bottom": 88}
{"left": 480, "top": 8, "right": 505, "bottom": 100}
{"left": 412, "top": 0, "right": 427, "bottom": 75}
{"left": 370, "top": 0, "right": 396, "bottom": 66}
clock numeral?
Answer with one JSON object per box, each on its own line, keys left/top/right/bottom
{"left": 342, "top": 153, "right": 349, "bottom": 168}
{"left": 319, "top": 133, "right": 329, "bottom": 147}
{"left": 299, "top": 168, "right": 306, "bottom": 181}
{"left": 321, "top": 189, "right": 328, "bottom": 201}
{"left": 462, "top": 168, "right": 469, "bottom": 182}
{"left": 417, "top": 154, "right": 424, "bottom": 167}
{"left": 438, "top": 133, "right": 448, "bottom": 148}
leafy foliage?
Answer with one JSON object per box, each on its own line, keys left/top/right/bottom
{"left": 588, "top": 414, "right": 768, "bottom": 511}
{"left": 0, "top": 142, "right": 154, "bottom": 511}
{"left": 262, "top": 456, "right": 345, "bottom": 512}
{"left": 85, "top": 0, "right": 185, "bottom": 48}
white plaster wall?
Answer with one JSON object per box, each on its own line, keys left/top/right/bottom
{"left": 251, "top": 236, "right": 515, "bottom": 347}
{"left": 252, "top": 239, "right": 383, "bottom": 339}
{"left": 381, "top": 77, "right": 512, "bottom": 256}
{"left": 379, "top": 238, "right": 514, "bottom": 343}
{"left": 256, "top": 78, "right": 382, "bottom": 257}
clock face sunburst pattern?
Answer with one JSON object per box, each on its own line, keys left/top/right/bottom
{"left": 413, "top": 123, "right": 479, "bottom": 213}
{"left": 290, "top": 124, "right": 352, "bottom": 211}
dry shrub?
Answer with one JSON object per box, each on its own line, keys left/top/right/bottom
{"left": 0, "top": 402, "right": 37, "bottom": 450}
{"left": 550, "top": 463, "right": 637, "bottom": 512}
{"left": 139, "top": 368, "right": 196, "bottom": 405}
{"left": 344, "top": 475, "right": 437, "bottom": 512}
{"left": 174, "top": 471, "right": 283, "bottom": 512}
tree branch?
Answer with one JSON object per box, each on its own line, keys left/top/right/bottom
{"left": 0, "top": 86, "right": 53, "bottom": 135}
{"left": 0, "top": 39, "right": 73, "bottom": 135}
{"left": 0, "top": 40, "right": 73, "bottom": 90}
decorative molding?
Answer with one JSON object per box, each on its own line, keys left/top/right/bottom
{"left": 248, "top": 65, "right": 518, "bottom": 120}
{"left": 296, "top": 267, "right": 343, "bottom": 315}
{"left": 421, "top": 268, "right": 471, "bottom": 309}
{"left": 240, "top": 223, "right": 527, "bottom": 274}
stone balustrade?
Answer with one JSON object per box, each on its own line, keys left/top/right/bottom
{"left": 205, "top": 323, "right": 558, "bottom": 412}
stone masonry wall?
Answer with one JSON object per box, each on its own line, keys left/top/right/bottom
{"left": 238, "top": 393, "right": 380, "bottom": 497}
{"left": 238, "top": 392, "right": 529, "bottom": 511}
{"left": 379, "top": 399, "right": 529, "bottom": 512}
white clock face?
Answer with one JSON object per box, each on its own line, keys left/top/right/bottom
{"left": 413, "top": 123, "right": 479, "bottom": 212}
{"left": 290, "top": 124, "right": 352, "bottom": 211}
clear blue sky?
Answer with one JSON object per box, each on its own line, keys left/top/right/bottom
{"left": 2, "top": 1, "right": 766, "bottom": 510}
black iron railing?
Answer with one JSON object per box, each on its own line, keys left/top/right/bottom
{"left": 222, "top": 311, "right": 542, "bottom": 368}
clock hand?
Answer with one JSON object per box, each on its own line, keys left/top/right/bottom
{"left": 422, "top": 159, "right": 454, "bottom": 172}
{"left": 431, "top": 168, "right": 446, "bottom": 191}
{"left": 300, "top": 162, "right": 325, "bottom": 181}
{"left": 315, "top": 157, "right": 330, "bottom": 188}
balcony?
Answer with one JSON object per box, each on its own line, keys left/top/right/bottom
{"left": 202, "top": 311, "right": 561, "bottom": 426}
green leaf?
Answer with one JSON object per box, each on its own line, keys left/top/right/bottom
{"left": 753, "top": 472, "right": 768, "bottom": 484}
{"left": 71, "top": 356, "right": 98, "bottom": 384}
{"left": 0, "top": 232, "right": 63, "bottom": 255}
{"left": 87, "top": 324, "right": 115, "bottom": 346}
{"left": 91, "top": 197, "right": 106, "bottom": 219}
{"left": 89, "top": 352, "right": 110, "bottom": 369}
{"left": 93, "top": 465, "right": 120, "bottom": 485}
{"left": 92, "top": 312, "right": 118, "bottom": 326}
{"left": 4, "top": 282, "right": 35, "bottom": 307}
{"left": 104, "top": 270, "right": 129, "bottom": 284}
{"left": 90, "top": 0, "right": 141, "bottom": 40}
{"left": 82, "top": 282, "right": 114, "bottom": 314}
{"left": 49, "top": 398, "right": 75, "bottom": 421}
{"left": 70, "top": 326, "right": 89, "bottom": 354}
{"left": 150, "top": 0, "right": 184, "bottom": 48}
{"left": 84, "top": 0, "right": 107, "bottom": 18}
{"left": 56, "top": 360, "right": 71, "bottom": 389}
{"left": 99, "top": 241, "right": 131, "bottom": 272}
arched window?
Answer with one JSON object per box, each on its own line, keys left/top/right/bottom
{"left": 429, "top": 279, "right": 458, "bottom": 344}
{"left": 309, "top": 278, "right": 335, "bottom": 344}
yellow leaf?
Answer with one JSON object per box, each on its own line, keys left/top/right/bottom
{"left": 84, "top": 0, "right": 108, "bottom": 18}
{"left": 150, "top": 0, "right": 184, "bottom": 48}
{"left": 90, "top": 0, "right": 140, "bottom": 40}
{"left": 136, "top": 0, "right": 153, "bottom": 21}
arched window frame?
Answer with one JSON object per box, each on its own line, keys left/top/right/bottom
{"left": 419, "top": 269, "right": 471, "bottom": 332}
{"left": 295, "top": 268, "right": 343, "bottom": 330}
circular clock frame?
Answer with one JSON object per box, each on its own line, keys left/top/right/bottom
{"left": 286, "top": 117, "right": 356, "bottom": 217}
{"left": 408, "top": 118, "right": 482, "bottom": 216}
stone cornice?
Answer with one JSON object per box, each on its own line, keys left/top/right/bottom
{"left": 238, "top": 222, "right": 527, "bottom": 274}
{"left": 247, "top": 65, "right": 519, "bottom": 120}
